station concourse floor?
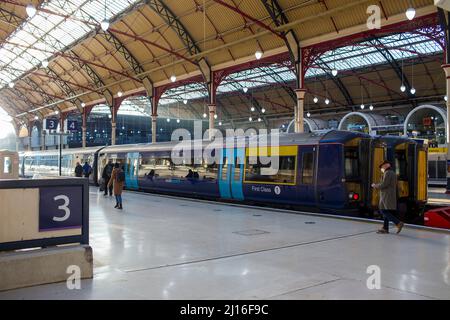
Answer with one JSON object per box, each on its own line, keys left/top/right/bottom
{"left": 1, "top": 188, "right": 450, "bottom": 300}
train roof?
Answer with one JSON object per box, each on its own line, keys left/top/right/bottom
{"left": 21, "top": 146, "right": 103, "bottom": 157}
{"left": 20, "top": 130, "right": 375, "bottom": 156}
{"left": 100, "top": 130, "right": 372, "bottom": 154}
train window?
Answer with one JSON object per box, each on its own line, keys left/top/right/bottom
{"left": 244, "top": 155, "right": 296, "bottom": 185}
{"left": 301, "top": 152, "right": 314, "bottom": 185}
{"left": 395, "top": 151, "right": 408, "bottom": 180}
{"left": 344, "top": 148, "right": 359, "bottom": 180}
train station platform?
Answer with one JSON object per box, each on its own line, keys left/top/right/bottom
{"left": 428, "top": 187, "right": 450, "bottom": 206}
{"left": 0, "top": 188, "right": 449, "bottom": 300}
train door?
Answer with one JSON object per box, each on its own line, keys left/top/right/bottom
{"left": 370, "top": 143, "right": 386, "bottom": 209}
{"left": 218, "top": 148, "right": 233, "bottom": 199}
{"left": 411, "top": 144, "right": 428, "bottom": 203}
{"left": 125, "top": 152, "right": 139, "bottom": 190}
{"left": 297, "top": 146, "right": 316, "bottom": 206}
{"left": 231, "top": 147, "right": 244, "bottom": 200}
{"left": 218, "top": 148, "right": 244, "bottom": 200}
{"left": 317, "top": 144, "right": 347, "bottom": 209}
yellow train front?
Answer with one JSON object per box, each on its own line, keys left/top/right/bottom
{"left": 371, "top": 136, "right": 428, "bottom": 224}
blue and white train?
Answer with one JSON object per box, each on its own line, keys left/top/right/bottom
{"left": 19, "top": 130, "right": 428, "bottom": 221}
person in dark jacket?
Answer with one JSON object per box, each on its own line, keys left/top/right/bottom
{"left": 372, "top": 160, "right": 404, "bottom": 234}
{"left": 74, "top": 162, "right": 83, "bottom": 177}
{"left": 102, "top": 160, "right": 114, "bottom": 196}
{"left": 83, "top": 161, "right": 92, "bottom": 178}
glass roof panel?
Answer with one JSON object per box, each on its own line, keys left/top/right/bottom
{"left": 0, "top": 0, "right": 142, "bottom": 88}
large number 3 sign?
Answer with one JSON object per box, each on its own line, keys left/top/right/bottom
{"left": 52, "top": 195, "right": 71, "bottom": 222}
{"left": 39, "top": 186, "right": 82, "bottom": 231}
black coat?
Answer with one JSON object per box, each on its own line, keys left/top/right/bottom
{"left": 75, "top": 165, "right": 83, "bottom": 177}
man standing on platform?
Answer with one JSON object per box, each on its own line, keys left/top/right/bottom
{"left": 102, "top": 160, "right": 114, "bottom": 196}
{"left": 371, "top": 160, "right": 404, "bottom": 234}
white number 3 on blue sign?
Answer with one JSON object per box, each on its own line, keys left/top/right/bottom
{"left": 52, "top": 195, "right": 71, "bottom": 222}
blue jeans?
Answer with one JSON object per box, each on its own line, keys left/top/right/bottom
{"left": 380, "top": 210, "right": 400, "bottom": 231}
{"left": 115, "top": 195, "right": 122, "bottom": 205}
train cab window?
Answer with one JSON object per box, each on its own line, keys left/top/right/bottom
{"left": 344, "top": 148, "right": 360, "bottom": 180}
{"left": 245, "top": 155, "right": 296, "bottom": 185}
{"left": 395, "top": 151, "right": 408, "bottom": 180}
{"left": 301, "top": 152, "right": 314, "bottom": 185}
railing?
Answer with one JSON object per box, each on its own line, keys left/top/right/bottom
{"left": 0, "top": 178, "right": 89, "bottom": 251}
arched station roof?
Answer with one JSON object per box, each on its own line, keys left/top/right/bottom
{"left": 0, "top": 0, "right": 445, "bottom": 129}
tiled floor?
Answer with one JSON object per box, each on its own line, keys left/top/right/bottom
{"left": 1, "top": 188, "right": 449, "bottom": 300}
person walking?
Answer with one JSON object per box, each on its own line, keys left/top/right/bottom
{"left": 102, "top": 160, "right": 114, "bottom": 196}
{"left": 371, "top": 160, "right": 404, "bottom": 234}
{"left": 74, "top": 162, "right": 83, "bottom": 177}
{"left": 83, "top": 161, "right": 92, "bottom": 178}
{"left": 108, "top": 163, "right": 125, "bottom": 210}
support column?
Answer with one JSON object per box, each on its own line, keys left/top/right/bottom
{"left": 111, "top": 121, "right": 116, "bottom": 146}
{"left": 40, "top": 129, "right": 46, "bottom": 151}
{"left": 151, "top": 115, "right": 157, "bottom": 143}
{"left": 443, "top": 64, "right": 450, "bottom": 193}
{"left": 208, "top": 104, "right": 216, "bottom": 139}
{"left": 81, "top": 111, "right": 87, "bottom": 148}
{"left": 294, "top": 89, "right": 307, "bottom": 133}
{"left": 27, "top": 128, "right": 32, "bottom": 151}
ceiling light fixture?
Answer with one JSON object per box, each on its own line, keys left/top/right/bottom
{"left": 100, "top": 19, "right": 110, "bottom": 31}
{"left": 258, "top": 118, "right": 262, "bottom": 122}
{"left": 167, "top": 118, "right": 170, "bottom": 122}
{"left": 307, "top": 112, "right": 311, "bottom": 117}
{"left": 325, "top": 98, "right": 330, "bottom": 105}
{"left": 203, "top": 113, "right": 207, "bottom": 118}
{"left": 331, "top": 69, "right": 338, "bottom": 77}
{"left": 117, "top": 91, "right": 123, "bottom": 97}
{"left": 360, "top": 104, "right": 365, "bottom": 110}
{"left": 249, "top": 117, "right": 253, "bottom": 122}
{"left": 369, "top": 105, "right": 374, "bottom": 111}
{"left": 243, "top": 87, "right": 248, "bottom": 93}
{"left": 400, "top": 84, "right": 406, "bottom": 92}
{"left": 218, "top": 121, "right": 222, "bottom": 126}
{"left": 26, "top": 4, "right": 37, "bottom": 18}
{"left": 183, "top": 99, "right": 188, "bottom": 105}
{"left": 170, "top": 75, "right": 176, "bottom": 83}
{"left": 250, "top": 106, "right": 255, "bottom": 112}
{"left": 313, "top": 97, "right": 319, "bottom": 104}
{"left": 410, "top": 87, "right": 416, "bottom": 95}
{"left": 406, "top": 7, "right": 416, "bottom": 20}
{"left": 261, "top": 108, "right": 266, "bottom": 113}
{"left": 81, "top": 102, "right": 86, "bottom": 108}
{"left": 255, "top": 50, "right": 263, "bottom": 60}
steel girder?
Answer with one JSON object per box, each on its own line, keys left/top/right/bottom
{"left": 260, "top": 0, "right": 298, "bottom": 66}
{"left": 316, "top": 58, "right": 354, "bottom": 106}
{"left": 44, "top": 67, "right": 83, "bottom": 111}
{"left": 101, "top": 31, "right": 145, "bottom": 75}
{"left": 370, "top": 37, "right": 414, "bottom": 100}
{"left": 226, "top": 82, "right": 269, "bottom": 126}
{"left": 438, "top": 8, "right": 450, "bottom": 63}
{"left": 256, "top": 67, "right": 296, "bottom": 103}
{"left": 0, "top": 7, "right": 22, "bottom": 27}
{"left": 146, "top": 0, "right": 201, "bottom": 56}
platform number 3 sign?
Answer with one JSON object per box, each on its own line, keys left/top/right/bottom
{"left": 39, "top": 186, "right": 83, "bottom": 231}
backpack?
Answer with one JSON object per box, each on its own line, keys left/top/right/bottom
{"left": 116, "top": 170, "right": 125, "bottom": 183}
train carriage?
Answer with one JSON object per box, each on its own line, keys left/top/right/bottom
{"left": 20, "top": 130, "right": 428, "bottom": 222}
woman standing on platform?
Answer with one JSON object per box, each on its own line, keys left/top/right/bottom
{"left": 108, "top": 163, "right": 125, "bottom": 210}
